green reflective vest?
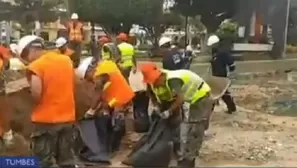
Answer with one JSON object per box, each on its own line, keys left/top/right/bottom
{"left": 101, "top": 43, "right": 117, "bottom": 60}
{"left": 118, "top": 42, "right": 134, "bottom": 68}
{"left": 150, "top": 70, "right": 211, "bottom": 104}
{"left": 101, "top": 49, "right": 111, "bottom": 60}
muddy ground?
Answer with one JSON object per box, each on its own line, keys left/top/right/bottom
{"left": 2, "top": 71, "right": 297, "bottom": 167}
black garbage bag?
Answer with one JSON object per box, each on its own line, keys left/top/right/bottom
{"left": 77, "top": 116, "right": 112, "bottom": 164}
{"left": 123, "top": 117, "right": 173, "bottom": 167}
{"left": 133, "top": 91, "right": 150, "bottom": 133}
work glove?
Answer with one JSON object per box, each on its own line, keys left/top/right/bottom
{"left": 159, "top": 110, "right": 172, "bottom": 119}
{"left": 83, "top": 109, "right": 96, "bottom": 119}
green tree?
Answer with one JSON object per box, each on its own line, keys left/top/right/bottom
{"left": 0, "top": 0, "right": 65, "bottom": 33}
{"left": 172, "top": 0, "right": 237, "bottom": 33}
{"left": 70, "top": 0, "right": 164, "bottom": 34}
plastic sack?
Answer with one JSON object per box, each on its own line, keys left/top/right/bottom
{"left": 123, "top": 118, "right": 173, "bottom": 167}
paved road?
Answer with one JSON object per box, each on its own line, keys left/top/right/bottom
{"left": 139, "top": 59, "right": 297, "bottom": 75}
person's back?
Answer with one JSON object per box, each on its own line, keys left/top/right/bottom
{"left": 28, "top": 51, "right": 75, "bottom": 123}
{"left": 210, "top": 50, "right": 235, "bottom": 77}
{"left": 162, "top": 48, "right": 184, "bottom": 70}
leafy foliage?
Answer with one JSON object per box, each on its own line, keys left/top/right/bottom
{"left": 216, "top": 20, "right": 238, "bottom": 41}
{"left": 0, "top": 0, "right": 64, "bottom": 23}
{"left": 172, "top": 0, "right": 237, "bottom": 32}
{"left": 69, "top": 0, "right": 181, "bottom": 34}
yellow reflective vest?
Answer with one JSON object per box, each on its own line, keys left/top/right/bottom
{"left": 117, "top": 42, "right": 134, "bottom": 68}
{"left": 150, "top": 70, "right": 211, "bottom": 104}
{"left": 101, "top": 43, "right": 114, "bottom": 60}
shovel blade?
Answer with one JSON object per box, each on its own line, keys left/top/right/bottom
{"left": 204, "top": 76, "right": 231, "bottom": 100}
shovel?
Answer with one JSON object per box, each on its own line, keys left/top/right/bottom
{"left": 204, "top": 76, "right": 231, "bottom": 101}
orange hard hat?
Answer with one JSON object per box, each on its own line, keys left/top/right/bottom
{"left": 139, "top": 62, "right": 162, "bottom": 84}
{"left": 117, "top": 33, "right": 128, "bottom": 41}
{"left": 98, "top": 36, "right": 109, "bottom": 43}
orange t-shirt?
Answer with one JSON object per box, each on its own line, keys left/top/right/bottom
{"left": 27, "top": 51, "right": 75, "bottom": 123}
{"left": 0, "top": 46, "right": 10, "bottom": 70}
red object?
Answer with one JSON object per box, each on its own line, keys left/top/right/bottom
{"left": 117, "top": 33, "right": 128, "bottom": 41}
{"left": 98, "top": 36, "right": 109, "bottom": 43}
{"left": 139, "top": 62, "right": 162, "bottom": 84}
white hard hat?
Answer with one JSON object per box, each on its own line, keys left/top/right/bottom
{"left": 207, "top": 35, "right": 220, "bottom": 46}
{"left": 71, "top": 13, "right": 79, "bottom": 19}
{"left": 186, "top": 45, "right": 193, "bottom": 51}
{"left": 158, "top": 37, "right": 172, "bottom": 47}
{"left": 75, "top": 57, "right": 93, "bottom": 79}
{"left": 55, "top": 37, "right": 67, "bottom": 48}
{"left": 17, "top": 35, "right": 43, "bottom": 56}
{"left": 8, "top": 58, "right": 26, "bottom": 70}
{"left": 9, "top": 43, "right": 17, "bottom": 54}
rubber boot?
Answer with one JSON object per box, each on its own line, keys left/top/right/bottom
{"left": 177, "top": 159, "right": 195, "bottom": 168}
{"left": 221, "top": 91, "right": 236, "bottom": 114}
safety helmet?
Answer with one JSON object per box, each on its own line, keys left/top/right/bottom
{"left": 9, "top": 43, "right": 17, "bottom": 54}
{"left": 98, "top": 36, "right": 109, "bottom": 43}
{"left": 55, "top": 37, "right": 67, "bottom": 48}
{"left": 186, "top": 45, "right": 193, "bottom": 51}
{"left": 139, "top": 62, "right": 162, "bottom": 84}
{"left": 207, "top": 35, "right": 220, "bottom": 46}
{"left": 117, "top": 33, "right": 128, "bottom": 41}
{"left": 71, "top": 13, "right": 79, "bottom": 19}
{"left": 75, "top": 57, "right": 93, "bottom": 79}
{"left": 8, "top": 58, "right": 26, "bottom": 70}
{"left": 17, "top": 35, "right": 43, "bottom": 56}
{"left": 158, "top": 37, "right": 172, "bottom": 47}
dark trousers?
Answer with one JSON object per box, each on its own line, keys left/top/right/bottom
{"left": 132, "top": 91, "right": 150, "bottom": 133}
{"left": 121, "top": 67, "right": 132, "bottom": 83}
{"left": 221, "top": 89, "right": 236, "bottom": 113}
{"left": 69, "top": 41, "right": 81, "bottom": 67}
{"left": 133, "top": 91, "right": 149, "bottom": 116}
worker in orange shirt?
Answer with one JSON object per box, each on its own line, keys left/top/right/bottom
{"left": 16, "top": 35, "right": 77, "bottom": 168}
{"left": 76, "top": 57, "right": 135, "bottom": 151}
{"left": 67, "top": 13, "right": 84, "bottom": 66}
{"left": 0, "top": 44, "right": 13, "bottom": 148}
{"left": 55, "top": 37, "right": 78, "bottom": 68}
{"left": 76, "top": 57, "right": 135, "bottom": 117}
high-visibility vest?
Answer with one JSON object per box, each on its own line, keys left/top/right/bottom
{"left": 117, "top": 42, "right": 134, "bottom": 68}
{"left": 101, "top": 49, "right": 111, "bottom": 60}
{"left": 68, "top": 21, "right": 83, "bottom": 42}
{"left": 151, "top": 69, "right": 211, "bottom": 104}
{"left": 93, "top": 60, "right": 135, "bottom": 108}
{"left": 101, "top": 43, "right": 115, "bottom": 60}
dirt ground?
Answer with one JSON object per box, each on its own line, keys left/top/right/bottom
{"left": 201, "top": 73, "right": 297, "bottom": 166}
{"left": 2, "top": 71, "right": 297, "bottom": 167}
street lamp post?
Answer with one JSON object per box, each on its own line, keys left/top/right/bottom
{"left": 184, "top": 0, "right": 193, "bottom": 48}
{"left": 283, "top": 0, "right": 291, "bottom": 57}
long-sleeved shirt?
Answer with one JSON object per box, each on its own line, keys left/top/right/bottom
{"left": 210, "top": 51, "right": 235, "bottom": 77}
